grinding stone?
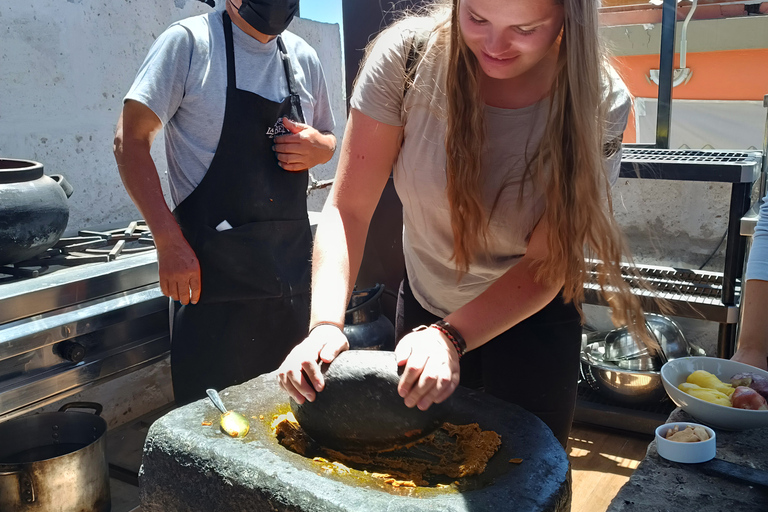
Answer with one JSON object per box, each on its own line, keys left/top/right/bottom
{"left": 140, "top": 371, "right": 570, "bottom": 512}
{"left": 290, "top": 350, "right": 452, "bottom": 451}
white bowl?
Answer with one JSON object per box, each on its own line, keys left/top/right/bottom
{"left": 655, "top": 422, "right": 716, "bottom": 463}
{"left": 660, "top": 356, "right": 768, "bottom": 430}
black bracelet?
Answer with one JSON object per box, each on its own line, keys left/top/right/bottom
{"left": 429, "top": 320, "right": 467, "bottom": 358}
{"left": 308, "top": 321, "right": 344, "bottom": 336}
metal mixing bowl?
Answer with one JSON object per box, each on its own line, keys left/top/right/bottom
{"left": 645, "top": 313, "right": 704, "bottom": 359}
{"left": 600, "top": 314, "right": 702, "bottom": 370}
{"left": 580, "top": 340, "right": 667, "bottom": 405}
{"left": 604, "top": 327, "right": 653, "bottom": 362}
{"left": 580, "top": 314, "right": 704, "bottom": 405}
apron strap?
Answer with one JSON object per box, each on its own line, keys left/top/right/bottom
{"left": 222, "top": 11, "right": 237, "bottom": 92}
{"left": 276, "top": 35, "right": 305, "bottom": 122}
{"left": 222, "top": 12, "right": 304, "bottom": 122}
{"left": 276, "top": 36, "right": 298, "bottom": 97}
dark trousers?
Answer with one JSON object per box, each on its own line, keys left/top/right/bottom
{"left": 395, "top": 275, "right": 582, "bottom": 448}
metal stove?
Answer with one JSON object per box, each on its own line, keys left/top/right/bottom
{"left": 0, "top": 221, "right": 155, "bottom": 280}
{"left": 0, "top": 221, "right": 168, "bottom": 422}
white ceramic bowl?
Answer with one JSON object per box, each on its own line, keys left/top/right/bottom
{"left": 655, "top": 422, "right": 716, "bottom": 463}
{"left": 660, "top": 356, "right": 768, "bottom": 430}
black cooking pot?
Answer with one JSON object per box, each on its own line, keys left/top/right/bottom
{"left": 0, "top": 402, "right": 110, "bottom": 512}
{"left": 0, "top": 158, "right": 74, "bottom": 265}
{"left": 343, "top": 284, "right": 395, "bottom": 351}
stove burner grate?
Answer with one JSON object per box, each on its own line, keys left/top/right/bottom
{"left": 0, "top": 221, "right": 154, "bottom": 278}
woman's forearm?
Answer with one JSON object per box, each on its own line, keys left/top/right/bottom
{"left": 307, "top": 108, "right": 403, "bottom": 329}
{"left": 445, "top": 258, "right": 563, "bottom": 352}
{"left": 309, "top": 206, "right": 370, "bottom": 328}
{"left": 443, "top": 216, "right": 563, "bottom": 352}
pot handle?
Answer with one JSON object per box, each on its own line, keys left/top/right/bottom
{"left": 0, "top": 467, "right": 36, "bottom": 503}
{"left": 50, "top": 174, "right": 74, "bottom": 198}
{"left": 58, "top": 401, "right": 103, "bottom": 416}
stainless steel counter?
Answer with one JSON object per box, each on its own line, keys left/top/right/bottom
{"left": 0, "top": 251, "right": 169, "bottom": 421}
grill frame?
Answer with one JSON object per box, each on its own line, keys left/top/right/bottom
{"left": 604, "top": 146, "right": 761, "bottom": 358}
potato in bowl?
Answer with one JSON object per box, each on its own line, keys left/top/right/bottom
{"left": 660, "top": 357, "right": 768, "bottom": 430}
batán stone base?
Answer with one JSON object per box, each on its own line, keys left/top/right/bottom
{"left": 139, "top": 368, "right": 570, "bottom": 512}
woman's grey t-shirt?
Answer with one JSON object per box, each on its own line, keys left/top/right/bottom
{"left": 350, "top": 19, "right": 631, "bottom": 318}
{"left": 125, "top": 9, "right": 335, "bottom": 207}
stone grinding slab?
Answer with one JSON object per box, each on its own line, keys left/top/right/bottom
{"left": 139, "top": 370, "right": 570, "bottom": 512}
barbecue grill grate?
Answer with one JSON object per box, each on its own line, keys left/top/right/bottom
{"left": 583, "top": 260, "right": 740, "bottom": 323}
{"left": 622, "top": 148, "right": 758, "bottom": 164}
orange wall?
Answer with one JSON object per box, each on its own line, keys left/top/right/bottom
{"left": 611, "top": 49, "right": 768, "bottom": 142}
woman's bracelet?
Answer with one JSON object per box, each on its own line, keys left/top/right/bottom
{"left": 413, "top": 321, "right": 467, "bottom": 358}
{"left": 308, "top": 320, "right": 344, "bottom": 336}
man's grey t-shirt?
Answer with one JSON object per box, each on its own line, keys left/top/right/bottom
{"left": 125, "top": 9, "right": 335, "bottom": 207}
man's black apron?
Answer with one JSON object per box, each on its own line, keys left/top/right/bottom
{"left": 170, "top": 11, "right": 311, "bottom": 405}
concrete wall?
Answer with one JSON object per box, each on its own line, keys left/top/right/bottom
{"left": 0, "top": 0, "right": 346, "bottom": 236}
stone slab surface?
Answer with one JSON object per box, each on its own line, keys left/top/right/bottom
{"left": 139, "top": 370, "right": 570, "bottom": 512}
{"left": 608, "top": 408, "right": 768, "bottom": 512}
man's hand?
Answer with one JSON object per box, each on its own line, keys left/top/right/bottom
{"left": 394, "top": 327, "right": 461, "bottom": 411}
{"left": 155, "top": 231, "right": 201, "bottom": 305}
{"left": 277, "top": 325, "right": 349, "bottom": 403}
{"left": 273, "top": 118, "right": 335, "bottom": 172}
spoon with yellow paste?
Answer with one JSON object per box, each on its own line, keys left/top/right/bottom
{"left": 206, "top": 388, "right": 250, "bottom": 438}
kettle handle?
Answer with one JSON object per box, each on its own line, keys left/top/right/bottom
{"left": 58, "top": 401, "right": 103, "bottom": 416}
{"left": 50, "top": 174, "right": 74, "bottom": 198}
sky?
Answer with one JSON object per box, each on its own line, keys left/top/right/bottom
{"left": 300, "top": 0, "right": 344, "bottom": 31}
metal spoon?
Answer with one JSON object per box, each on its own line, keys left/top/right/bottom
{"left": 206, "top": 388, "right": 250, "bottom": 438}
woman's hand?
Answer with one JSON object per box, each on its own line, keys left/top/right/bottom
{"left": 277, "top": 325, "right": 349, "bottom": 404}
{"left": 395, "top": 327, "right": 461, "bottom": 411}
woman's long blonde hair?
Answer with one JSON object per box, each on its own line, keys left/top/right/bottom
{"left": 436, "top": 0, "right": 649, "bottom": 336}
{"left": 357, "top": 0, "right": 653, "bottom": 340}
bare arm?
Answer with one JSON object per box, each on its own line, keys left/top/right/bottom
{"left": 395, "top": 216, "right": 563, "bottom": 410}
{"left": 113, "top": 99, "right": 201, "bottom": 305}
{"left": 732, "top": 279, "right": 768, "bottom": 370}
{"left": 277, "top": 108, "right": 402, "bottom": 402}
{"left": 448, "top": 217, "right": 562, "bottom": 349}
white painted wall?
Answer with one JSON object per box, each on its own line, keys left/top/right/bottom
{"left": 0, "top": 0, "right": 346, "bottom": 235}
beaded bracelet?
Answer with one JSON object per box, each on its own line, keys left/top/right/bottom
{"left": 430, "top": 320, "right": 467, "bottom": 358}
{"left": 412, "top": 321, "right": 466, "bottom": 358}
{"left": 308, "top": 320, "right": 344, "bottom": 336}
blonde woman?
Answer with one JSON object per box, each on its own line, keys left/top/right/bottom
{"left": 278, "top": 0, "right": 645, "bottom": 447}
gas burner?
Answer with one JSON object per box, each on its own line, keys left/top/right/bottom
{"left": 0, "top": 221, "right": 154, "bottom": 279}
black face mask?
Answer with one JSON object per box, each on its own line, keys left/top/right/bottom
{"left": 236, "top": 0, "right": 299, "bottom": 36}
